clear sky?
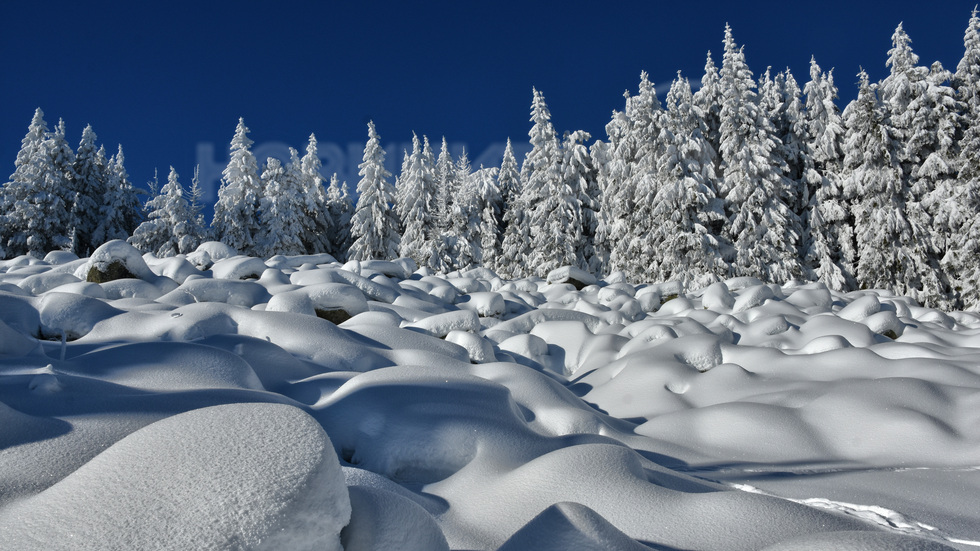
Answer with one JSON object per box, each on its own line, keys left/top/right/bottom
{"left": 2, "top": 0, "right": 978, "bottom": 210}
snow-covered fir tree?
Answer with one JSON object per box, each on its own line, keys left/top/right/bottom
{"left": 693, "top": 51, "right": 724, "bottom": 162}
{"left": 349, "top": 121, "right": 399, "bottom": 261}
{"left": 95, "top": 145, "right": 144, "bottom": 247}
{"left": 0, "top": 108, "right": 51, "bottom": 257}
{"left": 561, "top": 130, "right": 600, "bottom": 273}
{"left": 396, "top": 133, "right": 438, "bottom": 267}
{"left": 842, "top": 70, "right": 944, "bottom": 305}
{"left": 522, "top": 88, "right": 579, "bottom": 277}
{"left": 212, "top": 118, "right": 263, "bottom": 255}
{"left": 1, "top": 112, "right": 77, "bottom": 258}
{"left": 443, "top": 150, "right": 479, "bottom": 271}
{"left": 644, "top": 73, "right": 729, "bottom": 286}
{"left": 802, "top": 58, "right": 853, "bottom": 291}
{"left": 129, "top": 167, "right": 198, "bottom": 257}
{"left": 718, "top": 25, "right": 803, "bottom": 282}
{"left": 948, "top": 8, "right": 980, "bottom": 309}
{"left": 69, "top": 125, "right": 109, "bottom": 256}
{"left": 473, "top": 166, "right": 503, "bottom": 272}
{"left": 325, "top": 174, "right": 354, "bottom": 260}
{"left": 496, "top": 138, "right": 522, "bottom": 237}
{"left": 255, "top": 154, "right": 308, "bottom": 257}
{"left": 299, "top": 134, "right": 333, "bottom": 254}
{"left": 610, "top": 73, "right": 664, "bottom": 278}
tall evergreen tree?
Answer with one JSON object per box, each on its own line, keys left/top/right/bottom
{"left": 948, "top": 8, "right": 980, "bottom": 309}
{"left": 842, "top": 70, "right": 943, "bottom": 304}
{"left": 2, "top": 115, "right": 78, "bottom": 257}
{"left": 299, "top": 134, "right": 333, "bottom": 254}
{"left": 562, "top": 130, "right": 600, "bottom": 273}
{"left": 69, "top": 125, "right": 108, "bottom": 256}
{"left": 325, "top": 174, "right": 354, "bottom": 260}
{"left": 474, "top": 166, "right": 503, "bottom": 272}
{"left": 497, "top": 138, "right": 522, "bottom": 239}
{"left": 1, "top": 108, "right": 51, "bottom": 257}
{"left": 522, "top": 88, "right": 577, "bottom": 276}
{"left": 803, "top": 58, "right": 853, "bottom": 290}
{"left": 349, "top": 121, "right": 399, "bottom": 261}
{"left": 212, "top": 118, "right": 263, "bottom": 255}
{"left": 644, "top": 73, "right": 728, "bottom": 287}
{"left": 718, "top": 25, "right": 802, "bottom": 282}
{"left": 396, "top": 133, "right": 438, "bottom": 267}
{"left": 129, "top": 167, "right": 197, "bottom": 257}
{"left": 96, "top": 145, "right": 144, "bottom": 247}
{"left": 256, "top": 155, "right": 307, "bottom": 257}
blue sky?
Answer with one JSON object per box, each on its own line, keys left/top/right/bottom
{"left": 2, "top": 0, "right": 978, "bottom": 209}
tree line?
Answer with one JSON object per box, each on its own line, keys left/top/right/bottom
{"left": 3, "top": 15, "right": 980, "bottom": 311}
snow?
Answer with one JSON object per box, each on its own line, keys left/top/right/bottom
{"left": 1, "top": 246, "right": 978, "bottom": 550}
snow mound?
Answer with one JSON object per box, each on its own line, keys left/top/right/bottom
{"left": 496, "top": 502, "right": 651, "bottom": 551}
{"left": 342, "top": 485, "right": 450, "bottom": 551}
{"left": 0, "top": 403, "right": 351, "bottom": 551}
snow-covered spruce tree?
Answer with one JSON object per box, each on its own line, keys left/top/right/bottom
{"left": 759, "top": 68, "right": 810, "bottom": 225}
{"left": 348, "top": 121, "right": 399, "bottom": 261}
{"left": 522, "top": 88, "right": 580, "bottom": 277}
{"left": 718, "top": 25, "right": 803, "bottom": 282}
{"left": 474, "top": 166, "right": 503, "bottom": 272}
{"left": 299, "top": 134, "right": 333, "bottom": 254}
{"left": 842, "top": 70, "right": 944, "bottom": 305}
{"left": 69, "top": 125, "right": 109, "bottom": 256}
{"left": 2, "top": 114, "right": 77, "bottom": 258}
{"left": 255, "top": 154, "right": 308, "bottom": 257}
{"left": 496, "top": 138, "right": 522, "bottom": 239}
{"left": 499, "top": 150, "right": 531, "bottom": 279}
{"left": 185, "top": 164, "right": 208, "bottom": 243}
{"left": 434, "top": 137, "right": 458, "bottom": 233}
{"left": 396, "top": 133, "right": 438, "bottom": 267}
{"left": 877, "top": 24, "right": 952, "bottom": 307}
{"left": 913, "top": 62, "right": 962, "bottom": 308}
{"left": 802, "top": 58, "right": 853, "bottom": 291}
{"left": 212, "top": 118, "right": 263, "bottom": 255}
{"left": 444, "top": 151, "right": 480, "bottom": 272}
{"left": 948, "top": 8, "right": 980, "bottom": 309}
{"left": 96, "top": 145, "right": 144, "bottom": 247}
{"left": 562, "top": 130, "right": 600, "bottom": 273}
{"left": 426, "top": 137, "right": 457, "bottom": 273}
{"left": 609, "top": 73, "right": 664, "bottom": 279}
{"left": 693, "top": 51, "right": 724, "bottom": 164}
{"left": 643, "top": 72, "right": 729, "bottom": 287}
{"left": 129, "top": 167, "right": 197, "bottom": 257}
{"left": 0, "top": 108, "right": 51, "bottom": 257}
{"left": 325, "top": 174, "right": 354, "bottom": 260}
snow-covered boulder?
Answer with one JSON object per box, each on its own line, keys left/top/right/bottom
{"left": 546, "top": 266, "right": 597, "bottom": 290}
{"left": 185, "top": 241, "right": 238, "bottom": 270}
{"left": 266, "top": 283, "right": 370, "bottom": 323}
{"left": 75, "top": 240, "right": 153, "bottom": 283}
{"left": 210, "top": 255, "right": 270, "bottom": 280}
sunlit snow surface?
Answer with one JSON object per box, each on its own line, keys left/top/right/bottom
{"left": 1, "top": 240, "right": 979, "bottom": 550}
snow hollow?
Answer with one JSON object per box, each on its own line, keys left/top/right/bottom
{"left": 0, "top": 240, "right": 978, "bottom": 550}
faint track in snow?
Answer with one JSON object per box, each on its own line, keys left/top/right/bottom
{"left": 731, "top": 482, "right": 980, "bottom": 548}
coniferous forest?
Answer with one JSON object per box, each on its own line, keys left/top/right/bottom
{"left": 4, "top": 18, "right": 980, "bottom": 310}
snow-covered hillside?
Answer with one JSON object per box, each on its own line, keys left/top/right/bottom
{"left": 1, "top": 240, "right": 978, "bottom": 550}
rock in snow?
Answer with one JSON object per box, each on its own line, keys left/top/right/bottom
{"left": 0, "top": 251, "right": 976, "bottom": 551}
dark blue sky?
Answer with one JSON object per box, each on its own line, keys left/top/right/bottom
{"left": 2, "top": 1, "right": 978, "bottom": 210}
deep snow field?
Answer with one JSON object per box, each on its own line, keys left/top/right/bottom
{"left": 1, "top": 240, "right": 979, "bottom": 550}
